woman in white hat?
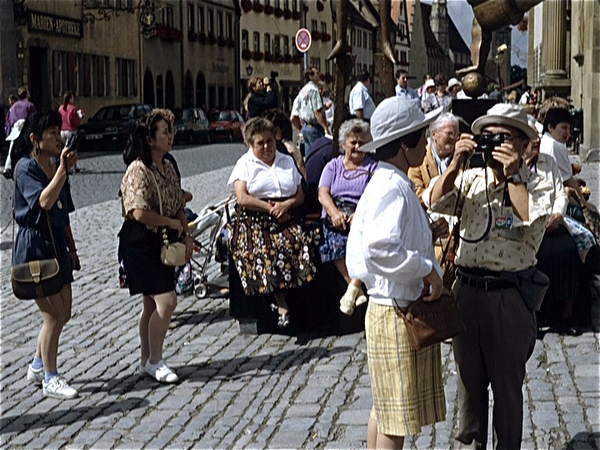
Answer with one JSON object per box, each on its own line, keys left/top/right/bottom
{"left": 346, "top": 98, "right": 447, "bottom": 449}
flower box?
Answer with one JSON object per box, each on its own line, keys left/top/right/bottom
{"left": 316, "top": 1, "right": 324, "bottom": 11}
{"left": 241, "top": 0, "right": 252, "bottom": 13}
{"left": 218, "top": 35, "right": 227, "bottom": 47}
{"left": 274, "top": 53, "right": 283, "bottom": 63}
{"left": 322, "top": 33, "right": 331, "bottom": 42}
{"left": 319, "top": 73, "right": 325, "bottom": 81}
{"left": 283, "top": 54, "right": 292, "bottom": 63}
{"left": 188, "top": 31, "right": 198, "bottom": 41}
{"left": 207, "top": 31, "right": 217, "bottom": 45}
{"left": 253, "top": 51, "right": 264, "bottom": 61}
{"left": 312, "top": 30, "right": 322, "bottom": 41}
{"left": 242, "top": 49, "right": 253, "bottom": 60}
{"left": 293, "top": 54, "right": 303, "bottom": 64}
{"left": 198, "top": 32, "right": 206, "bottom": 44}
{"left": 264, "top": 5, "right": 274, "bottom": 14}
{"left": 157, "top": 24, "right": 183, "bottom": 43}
{"left": 253, "top": 1, "right": 263, "bottom": 13}
{"left": 283, "top": 8, "right": 292, "bottom": 19}
{"left": 264, "top": 52, "right": 274, "bottom": 62}
{"left": 292, "top": 10, "right": 301, "bottom": 20}
{"left": 274, "top": 7, "right": 284, "bottom": 18}
{"left": 227, "top": 37, "right": 236, "bottom": 48}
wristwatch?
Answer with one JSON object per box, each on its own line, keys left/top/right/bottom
{"left": 508, "top": 173, "right": 523, "bottom": 184}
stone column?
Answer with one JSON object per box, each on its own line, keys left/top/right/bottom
{"left": 543, "top": 0, "right": 567, "bottom": 79}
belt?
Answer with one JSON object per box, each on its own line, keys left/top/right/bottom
{"left": 456, "top": 270, "right": 514, "bottom": 291}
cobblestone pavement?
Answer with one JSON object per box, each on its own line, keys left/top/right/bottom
{"left": 0, "top": 156, "right": 598, "bottom": 449}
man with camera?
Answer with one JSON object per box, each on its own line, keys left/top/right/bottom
{"left": 424, "top": 103, "right": 554, "bottom": 449}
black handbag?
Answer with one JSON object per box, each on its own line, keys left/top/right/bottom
{"left": 323, "top": 199, "right": 357, "bottom": 234}
{"left": 11, "top": 162, "right": 63, "bottom": 300}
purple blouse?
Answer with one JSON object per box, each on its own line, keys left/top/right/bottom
{"left": 318, "top": 155, "right": 377, "bottom": 216}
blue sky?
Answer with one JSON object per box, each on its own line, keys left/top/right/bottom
{"left": 442, "top": 0, "right": 529, "bottom": 67}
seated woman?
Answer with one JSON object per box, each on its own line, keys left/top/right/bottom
{"left": 228, "top": 117, "right": 317, "bottom": 328}
{"left": 119, "top": 110, "right": 193, "bottom": 383}
{"left": 525, "top": 117, "right": 599, "bottom": 333}
{"left": 318, "top": 119, "right": 377, "bottom": 315}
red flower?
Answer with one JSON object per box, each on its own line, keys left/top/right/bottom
{"left": 241, "top": 0, "right": 252, "bottom": 13}
{"left": 312, "top": 30, "right": 322, "bottom": 41}
{"left": 322, "top": 33, "right": 331, "bottom": 42}
{"left": 252, "top": 1, "right": 263, "bottom": 13}
{"left": 253, "top": 51, "right": 264, "bottom": 61}
{"left": 292, "top": 10, "right": 301, "bottom": 20}
{"left": 242, "top": 49, "right": 253, "bottom": 60}
{"left": 264, "top": 5, "right": 274, "bottom": 15}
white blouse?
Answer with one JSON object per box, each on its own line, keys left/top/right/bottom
{"left": 540, "top": 132, "right": 572, "bottom": 182}
{"left": 346, "top": 162, "right": 441, "bottom": 307}
{"left": 227, "top": 149, "right": 302, "bottom": 199}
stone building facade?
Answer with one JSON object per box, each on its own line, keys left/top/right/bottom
{"left": 528, "top": 0, "right": 600, "bottom": 152}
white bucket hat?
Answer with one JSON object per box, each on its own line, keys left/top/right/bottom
{"left": 360, "top": 97, "right": 442, "bottom": 154}
{"left": 424, "top": 79, "right": 435, "bottom": 89}
{"left": 472, "top": 103, "right": 538, "bottom": 141}
{"left": 448, "top": 78, "right": 461, "bottom": 89}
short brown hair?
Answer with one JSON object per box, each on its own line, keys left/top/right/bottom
{"left": 243, "top": 117, "right": 276, "bottom": 146}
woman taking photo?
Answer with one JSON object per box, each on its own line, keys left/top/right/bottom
{"left": 118, "top": 110, "right": 193, "bottom": 383}
{"left": 228, "top": 117, "right": 317, "bottom": 328}
{"left": 13, "top": 111, "right": 80, "bottom": 399}
{"left": 318, "top": 119, "right": 376, "bottom": 315}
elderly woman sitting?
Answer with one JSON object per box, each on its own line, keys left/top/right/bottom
{"left": 228, "top": 117, "right": 317, "bottom": 328}
{"left": 318, "top": 119, "right": 377, "bottom": 315}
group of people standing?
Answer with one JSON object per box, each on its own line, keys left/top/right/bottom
{"left": 9, "top": 62, "right": 597, "bottom": 450}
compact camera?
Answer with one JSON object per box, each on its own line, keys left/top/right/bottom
{"left": 470, "top": 133, "right": 504, "bottom": 167}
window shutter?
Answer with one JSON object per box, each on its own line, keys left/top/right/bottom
{"left": 98, "top": 56, "right": 105, "bottom": 97}
{"left": 52, "top": 51, "right": 60, "bottom": 97}
{"left": 68, "top": 52, "right": 76, "bottom": 93}
{"left": 84, "top": 54, "right": 92, "bottom": 97}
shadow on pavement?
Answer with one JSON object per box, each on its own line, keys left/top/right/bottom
{"left": 0, "top": 397, "right": 149, "bottom": 434}
{"left": 177, "top": 345, "right": 353, "bottom": 383}
{"left": 561, "top": 432, "right": 600, "bottom": 450}
{"left": 170, "top": 306, "right": 232, "bottom": 327}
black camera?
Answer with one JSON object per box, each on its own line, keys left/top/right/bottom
{"left": 470, "top": 133, "right": 504, "bottom": 167}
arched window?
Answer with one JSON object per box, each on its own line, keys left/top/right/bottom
{"left": 156, "top": 74, "right": 164, "bottom": 108}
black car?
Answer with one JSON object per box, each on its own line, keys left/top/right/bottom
{"left": 78, "top": 103, "right": 152, "bottom": 152}
{"left": 173, "top": 107, "right": 210, "bottom": 145}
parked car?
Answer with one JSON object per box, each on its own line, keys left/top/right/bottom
{"left": 173, "top": 107, "right": 210, "bottom": 145}
{"left": 208, "top": 110, "right": 245, "bottom": 142}
{"left": 78, "top": 103, "right": 153, "bottom": 152}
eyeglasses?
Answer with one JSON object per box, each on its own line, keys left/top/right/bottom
{"left": 481, "top": 132, "right": 528, "bottom": 144}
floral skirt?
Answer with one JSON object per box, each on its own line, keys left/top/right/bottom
{"left": 229, "top": 208, "right": 317, "bottom": 296}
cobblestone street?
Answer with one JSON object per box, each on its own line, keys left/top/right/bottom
{"left": 0, "top": 154, "right": 598, "bottom": 449}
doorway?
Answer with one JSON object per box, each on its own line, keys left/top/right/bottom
{"left": 29, "top": 47, "right": 50, "bottom": 111}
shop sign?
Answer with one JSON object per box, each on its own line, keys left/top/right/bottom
{"left": 212, "top": 62, "right": 229, "bottom": 74}
{"left": 28, "top": 10, "right": 82, "bottom": 39}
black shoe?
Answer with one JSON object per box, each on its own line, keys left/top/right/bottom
{"left": 2, "top": 168, "right": 12, "bottom": 179}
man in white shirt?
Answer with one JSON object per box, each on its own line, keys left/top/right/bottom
{"left": 395, "top": 69, "right": 419, "bottom": 101}
{"left": 346, "top": 98, "right": 446, "bottom": 450}
{"left": 349, "top": 70, "right": 376, "bottom": 121}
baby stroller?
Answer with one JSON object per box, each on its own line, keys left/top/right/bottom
{"left": 185, "top": 195, "right": 236, "bottom": 299}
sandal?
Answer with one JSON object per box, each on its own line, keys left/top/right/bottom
{"left": 278, "top": 313, "right": 290, "bottom": 328}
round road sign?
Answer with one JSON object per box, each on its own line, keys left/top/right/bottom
{"left": 295, "top": 28, "right": 311, "bottom": 53}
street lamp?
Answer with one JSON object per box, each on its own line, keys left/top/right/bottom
{"left": 246, "top": 65, "right": 254, "bottom": 76}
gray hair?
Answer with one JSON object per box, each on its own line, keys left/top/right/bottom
{"left": 339, "top": 119, "right": 372, "bottom": 153}
{"left": 429, "top": 112, "right": 459, "bottom": 134}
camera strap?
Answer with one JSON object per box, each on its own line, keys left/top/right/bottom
{"left": 455, "top": 164, "right": 493, "bottom": 244}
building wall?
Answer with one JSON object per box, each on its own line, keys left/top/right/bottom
{"left": 407, "top": 0, "right": 429, "bottom": 90}
{"left": 239, "top": 0, "right": 303, "bottom": 113}
{"left": 12, "top": 0, "right": 141, "bottom": 119}
{"left": 181, "top": 0, "right": 238, "bottom": 111}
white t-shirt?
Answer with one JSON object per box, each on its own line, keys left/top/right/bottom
{"left": 540, "top": 132, "right": 572, "bottom": 182}
{"left": 227, "top": 148, "right": 302, "bottom": 198}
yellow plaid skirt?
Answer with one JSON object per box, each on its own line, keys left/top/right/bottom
{"left": 366, "top": 302, "right": 446, "bottom": 437}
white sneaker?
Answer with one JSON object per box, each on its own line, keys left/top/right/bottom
{"left": 340, "top": 285, "right": 360, "bottom": 316}
{"left": 27, "top": 365, "right": 44, "bottom": 384}
{"left": 42, "top": 375, "right": 78, "bottom": 399}
{"left": 355, "top": 288, "right": 368, "bottom": 307}
{"left": 144, "top": 360, "right": 179, "bottom": 384}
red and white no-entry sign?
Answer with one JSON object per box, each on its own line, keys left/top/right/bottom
{"left": 295, "top": 28, "right": 311, "bottom": 53}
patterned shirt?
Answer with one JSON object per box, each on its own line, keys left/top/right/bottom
{"left": 121, "top": 158, "right": 185, "bottom": 219}
{"left": 424, "top": 163, "right": 554, "bottom": 272}
{"left": 424, "top": 92, "right": 453, "bottom": 113}
{"left": 291, "top": 81, "right": 324, "bottom": 124}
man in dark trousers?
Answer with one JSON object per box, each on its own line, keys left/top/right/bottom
{"left": 425, "top": 103, "right": 554, "bottom": 449}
